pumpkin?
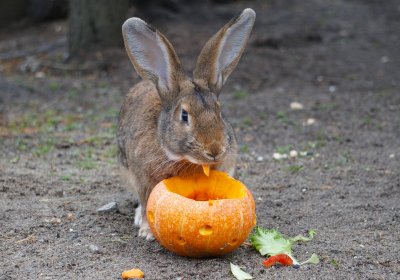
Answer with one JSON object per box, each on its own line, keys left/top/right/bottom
{"left": 146, "top": 170, "right": 256, "bottom": 258}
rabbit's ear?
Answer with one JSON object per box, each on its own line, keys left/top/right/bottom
{"left": 193, "top": 8, "right": 255, "bottom": 93}
{"left": 122, "top": 18, "right": 182, "bottom": 101}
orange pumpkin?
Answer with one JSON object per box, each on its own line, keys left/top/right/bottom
{"left": 146, "top": 170, "right": 256, "bottom": 258}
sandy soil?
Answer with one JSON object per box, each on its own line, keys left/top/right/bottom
{"left": 1, "top": 0, "right": 399, "bottom": 279}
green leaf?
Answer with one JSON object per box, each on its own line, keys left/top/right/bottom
{"left": 250, "top": 227, "right": 293, "bottom": 256}
{"left": 230, "top": 263, "right": 253, "bottom": 280}
{"left": 291, "top": 229, "right": 317, "bottom": 242}
{"left": 250, "top": 227, "right": 319, "bottom": 268}
{"left": 308, "top": 229, "right": 317, "bottom": 238}
{"left": 300, "top": 253, "right": 320, "bottom": 265}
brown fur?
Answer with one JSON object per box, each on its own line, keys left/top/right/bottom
{"left": 119, "top": 9, "right": 255, "bottom": 239}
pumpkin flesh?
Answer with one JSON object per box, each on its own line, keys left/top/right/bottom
{"left": 146, "top": 170, "right": 256, "bottom": 258}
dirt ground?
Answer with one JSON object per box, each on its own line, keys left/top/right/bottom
{"left": 1, "top": 0, "right": 399, "bottom": 279}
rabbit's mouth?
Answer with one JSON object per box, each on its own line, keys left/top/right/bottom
{"left": 163, "top": 147, "right": 221, "bottom": 165}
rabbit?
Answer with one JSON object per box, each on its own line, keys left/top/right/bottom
{"left": 118, "top": 8, "right": 256, "bottom": 240}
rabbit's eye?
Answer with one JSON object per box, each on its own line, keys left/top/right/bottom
{"left": 181, "top": 109, "right": 189, "bottom": 123}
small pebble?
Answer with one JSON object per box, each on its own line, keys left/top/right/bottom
{"left": 292, "top": 264, "right": 301, "bottom": 269}
{"left": 89, "top": 244, "right": 100, "bottom": 253}
{"left": 303, "top": 118, "right": 316, "bottom": 126}
{"left": 256, "top": 156, "right": 264, "bottom": 162}
{"left": 54, "top": 25, "right": 62, "bottom": 33}
{"left": 289, "top": 150, "right": 298, "bottom": 158}
{"left": 339, "top": 29, "right": 349, "bottom": 37}
{"left": 290, "top": 102, "right": 304, "bottom": 110}
{"left": 67, "top": 213, "right": 76, "bottom": 221}
{"left": 45, "top": 218, "right": 61, "bottom": 225}
{"left": 97, "top": 202, "right": 119, "bottom": 213}
{"left": 302, "top": 188, "right": 307, "bottom": 192}
{"left": 273, "top": 153, "right": 288, "bottom": 160}
{"left": 35, "top": 71, "right": 45, "bottom": 78}
{"left": 329, "top": 85, "right": 337, "bottom": 93}
{"left": 389, "top": 154, "right": 395, "bottom": 159}
{"left": 380, "top": 56, "right": 389, "bottom": 63}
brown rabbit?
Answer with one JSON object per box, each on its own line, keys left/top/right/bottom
{"left": 118, "top": 9, "right": 256, "bottom": 240}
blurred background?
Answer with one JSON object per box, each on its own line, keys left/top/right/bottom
{"left": 0, "top": 1, "right": 399, "bottom": 278}
{"left": 0, "top": 0, "right": 398, "bottom": 162}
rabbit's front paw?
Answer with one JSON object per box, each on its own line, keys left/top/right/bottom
{"left": 134, "top": 205, "right": 142, "bottom": 227}
{"left": 138, "top": 220, "right": 155, "bottom": 241}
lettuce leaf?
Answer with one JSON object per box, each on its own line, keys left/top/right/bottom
{"left": 250, "top": 227, "right": 319, "bottom": 267}
{"left": 230, "top": 263, "right": 253, "bottom": 280}
{"left": 249, "top": 227, "right": 293, "bottom": 256}
{"left": 300, "top": 253, "right": 320, "bottom": 265}
{"left": 291, "top": 229, "right": 316, "bottom": 242}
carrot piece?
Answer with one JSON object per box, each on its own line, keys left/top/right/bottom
{"left": 263, "top": 254, "right": 293, "bottom": 268}
{"left": 202, "top": 165, "right": 210, "bottom": 176}
{"left": 121, "top": 268, "right": 144, "bottom": 279}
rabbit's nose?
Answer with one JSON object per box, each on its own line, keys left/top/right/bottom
{"left": 205, "top": 143, "right": 225, "bottom": 161}
{"left": 205, "top": 150, "right": 223, "bottom": 161}
{"left": 205, "top": 152, "right": 217, "bottom": 160}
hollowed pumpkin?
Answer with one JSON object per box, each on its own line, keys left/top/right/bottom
{"left": 146, "top": 170, "right": 256, "bottom": 258}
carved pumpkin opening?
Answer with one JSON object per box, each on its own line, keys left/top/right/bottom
{"left": 164, "top": 171, "right": 246, "bottom": 201}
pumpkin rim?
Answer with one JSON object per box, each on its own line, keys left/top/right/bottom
{"left": 162, "top": 170, "right": 247, "bottom": 201}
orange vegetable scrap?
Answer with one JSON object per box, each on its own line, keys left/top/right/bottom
{"left": 202, "top": 164, "right": 210, "bottom": 176}
{"left": 121, "top": 268, "right": 144, "bottom": 279}
{"left": 263, "top": 254, "right": 293, "bottom": 268}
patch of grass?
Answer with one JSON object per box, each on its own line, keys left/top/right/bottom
{"left": 63, "top": 122, "right": 80, "bottom": 132}
{"left": 241, "top": 116, "right": 253, "bottom": 127}
{"left": 33, "top": 138, "right": 55, "bottom": 157}
{"left": 58, "top": 114, "right": 84, "bottom": 132}
{"left": 330, "top": 259, "right": 339, "bottom": 269}
{"left": 257, "top": 111, "right": 267, "bottom": 120}
{"left": 375, "top": 88, "right": 394, "bottom": 99}
{"left": 8, "top": 113, "right": 34, "bottom": 133}
{"left": 240, "top": 144, "right": 249, "bottom": 154}
{"left": 233, "top": 90, "right": 248, "bottom": 100}
{"left": 362, "top": 115, "right": 373, "bottom": 127}
{"left": 287, "top": 165, "right": 304, "bottom": 173}
{"left": 102, "top": 145, "right": 118, "bottom": 164}
{"left": 48, "top": 80, "right": 59, "bottom": 92}
{"left": 276, "top": 145, "right": 292, "bottom": 154}
{"left": 313, "top": 130, "right": 331, "bottom": 143}
{"left": 336, "top": 151, "right": 353, "bottom": 166}
{"left": 66, "top": 88, "right": 78, "bottom": 99}
{"left": 315, "top": 102, "right": 338, "bottom": 112}
{"left": 345, "top": 73, "right": 358, "bottom": 81}
{"left": 75, "top": 147, "right": 97, "bottom": 170}
{"left": 307, "top": 140, "right": 326, "bottom": 149}
{"left": 99, "top": 81, "right": 109, "bottom": 88}
{"left": 15, "top": 138, "right": 28, "bottom": 152}
{"left": 76, "top": 158, "right": 97, "bottom": 170}
{"left": 276, "top": 111, "right": 291, "bottom": 124}
{"left": 8, "top": 109, "right": 65, "bottom": 134}
{"left": 81, "top": 134, "right": 114, "bottom": 147}
{"left": 361, "top": 114, "right": 383, "bottom": 130}
{"left": 60, "top": 174, "right": 73, "bottom": 181}
{"left": 10, "top": 156, "right": 19, "bottom": 164}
